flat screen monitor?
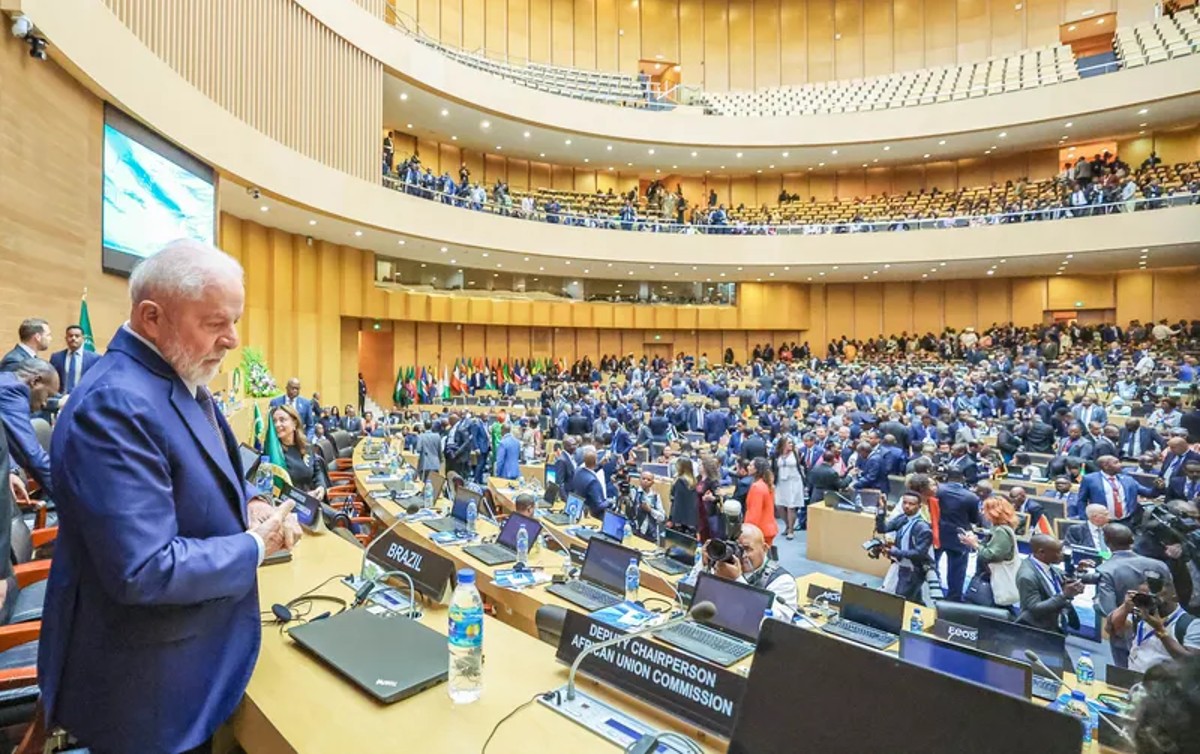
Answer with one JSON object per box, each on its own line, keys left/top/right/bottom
{"left": 544, "top": 465, "right": 557, "bottom": 487}
{"left": 565, "top": 493, "right": 584, "bottom": 521}
{"left": 580, "top": 538, "right": 640, "bottom": 594}
{"left": 898, "top": 631, "right": 1032, "bottom": 699}
{"left": 976, "top": 617, "right": 1068, "bottom": 678}
{"left": 727, "top": 620, "right": 1083, "bottom": 754}
{"left": 840, "top": 582, "right": 905, "bottom": 634}
{"left": 101, "top": 106, "right": 216, "bottom": 276}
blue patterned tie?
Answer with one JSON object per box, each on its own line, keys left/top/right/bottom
{"left": 195, "top": 386, "right": 222, "bottom": 440}
{"left": 66, "top": 351, "right": 77, "bottom": 392}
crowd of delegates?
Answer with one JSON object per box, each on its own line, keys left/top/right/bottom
{"left": 376, "top": 317, "right": 1200, "bottom": 672}
{"left": 382, "top": 145, "right": 1200, "bottom": 235}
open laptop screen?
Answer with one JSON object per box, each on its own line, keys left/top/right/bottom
{"left": 840, "top": 582, "right": 905, "bottom": 634}
{"left": 580, "top": 538, "right": 641, "bottom": 594}
{"left": 497, "top": 513, "right": 542, "bottom": 551}
{"left": 690, "top": 572, "right": 774, "bottom": 642}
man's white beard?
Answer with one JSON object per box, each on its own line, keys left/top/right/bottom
{"left": 161, "top": 336, "right": 223, "bottom": 387}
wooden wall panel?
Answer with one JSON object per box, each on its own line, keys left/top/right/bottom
{"left": 552, "top": 0, "right": 575, "bottom": 65}
{"left": 924, "top": 0, "right": 957, "bottom": 67}
{"left": 753, "top": 0, "right": 781, "bottom": 89}
{"left": 882, "top": 282, "right": 914, "bottom": 335}
{"left": 574, "top": 0, "right": 597, "bottom": 69}
{"left": 441, "top": 0, "right": 464, "bottom": 47}
{"left": 955, "top": 0, "right": 988, "bottom": 63}
{"left": 976, "top": 278, "right": 1012, "bottom": 328}
{"left": 944, "top": 278, "right": 978, "bottom": 330}
{"left": 595, "top": 0, "right": 619, "bottom": 70}
{"left": 727, "top": 0, "right": 755, "bottom": 91}
{"left": 853, "top": 283, "right": 883, "bottom": 341}
{"left": 1152, "top": 268, "right": 1200, "bottom": 323}
{"left": 529, "top": 0, "right": 552, "bottom": 63}
{"left": 704, "top": 0, "right": 731, "bottom": 91}
{"left": 508, "top": 0, "right": 530, "bottom": 61}
{"left": 1048, "top": 275, "right": 1116, "bottom": 310}
{"left": 912, "top": 281, "right": 944, "bottom": 334}
{"left": 779, "top": 0, "right": 808, "bottom": 85}
{"left": 1115, "top": 271, "right": 1153, "bottom": 327}
{"left": 833, "top": 0, "right": 864, "bottom": 80}
{"left": 807, "top": 0, "right": 836, "bottom": 84}
{"left": 863, "top": 0, "right": 893, "bottom": 77}
{"left": 825, "top": 284, "right": 856, "bottom": 338}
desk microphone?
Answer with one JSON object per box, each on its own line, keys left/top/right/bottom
{"left": 1022, "top": 650, "right": 1134, "bottom": 746}
{"left": 536, "top": 520, "right": 576, "bottom": 575}
{"left": 351, "top": 568, "right": 418, "bottom": 618}
{"left": 565, "top": 601, "right": 717, "bottom": 702}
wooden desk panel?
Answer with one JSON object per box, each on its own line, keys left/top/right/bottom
{"left": 805, "top": 502, "right": 891, "bottom": 578}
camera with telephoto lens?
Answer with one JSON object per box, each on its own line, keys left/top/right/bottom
{"left": 1061, "top": 547, "right": 1102, "bottom": 585}
{"left": 1141, "top": 504, "right": 1200, "bottom": 564}
{"left": 704, "top": 538, "right": 743, "bottom": 565}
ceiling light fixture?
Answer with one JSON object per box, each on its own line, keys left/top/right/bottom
{"left": 736, "top": 152, "right": 743, "bottom": 158}
{"left": 523, "top": 131, "right": 530, "bottom": 138}
{"left": 259, "top": 205, "right": 269, "bottom": 212}
{"left": 354, "top": 230, "right": 362, "bottom": 237}
{"left": 440, "top": 246, "right": 448, "bottom": 252}
{"left": 565, "top": 139, "right": 572, "bottom": 145}
{"left": 440, "top": 108, "right": 449, "bottom": 116}
{"left": 648, "top": 148, "right": 655, "bottom": 155}
{"left": 782, "top": 151, "right": 789, "bottom": 157}
{"left": 397, "top": 239, "right": 405, "bottom": 245}
{"left": 481, "top": 252, "right": 489, "bottom": 257}
{"left": 1065, "top": 122, "right": 1073, "bottom": 128}
{"left": 480, "top": 120, "right": 490, "bottom": 128}
{"left": 831, "top": 149, "right": 838, "bottom": 155}
{"left": 399, "top": 92, "right": 408, "bottom": 101}
{"left": 309, "top": 219, "right": 317, "bottom": 226}
{"left": 449, "top": 259, "right": 456, "bottom": 264}
{"left": 924, "top": 154, "right": 931, "bottom": 159}
{"left": 406, "top": 123, "right": 413, "bottom": 129}
{"left": 691, "top": 151, "right": 697, "bottom": 157}
{"left": 451, "top": 136, "right": 458, "bottom": 141}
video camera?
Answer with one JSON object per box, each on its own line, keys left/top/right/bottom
{"left": 1141, "top": 503, "right": 1200, "bottom": 564}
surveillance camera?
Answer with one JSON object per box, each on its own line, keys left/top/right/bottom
{"left": 246, "top": 187, "right": 261, "bottom": 200}
{"left": 10, "top": 15, "right": 32, "bottom": 39}
{"left": 26, "top": 36, "right": 47, "bottom": 61}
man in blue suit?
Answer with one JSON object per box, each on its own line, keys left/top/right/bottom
{"left": 493, "top": 423, "right": 521, "bottom": 480}
{"left": 703, "top": 404, "right": 729, "bottom": 444}
{"left": 552, "top": 436, "right": 578, "bottom": 501}
{"left": 935, "top": 468, "right": 981, "bottom": 601}
{"left": 39, "top": 242, "right": 297, "bottom": 753}
{"left": 1073, "top": 455, "right": 1154, "bottom": 521}
{"left": 1165, "top": 460, "right": 1200, "bottom": 502}
{"left": 49, "top": 324, "right": 102, "bottom": 395}
{"left": 0, "top": 359, "right": 59, "bottom": 496}
{"left": 269, "top": 377, "right": 315, "bottom": 438}
{"left": 1071, "top": 395, "right": 1107, "bottom": 428}
{"left": 571, "top": 447, "right": 609, "bottom": 518}
{"left": 851, "top": 442, "right": 889, "bottom": 492}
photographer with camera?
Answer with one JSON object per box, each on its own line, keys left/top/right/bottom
{"left": 1015, "top": 534, "right": 1085, "bottom": 634}
{"left": 875, "top": 492, "right": 934, "bottom": 604}
{"left": 1111, "top": 580, "right": 1200, "bottom": 673}
{"left": 703, "top": 523, "right": 797, "bottom": 621}
{"left": 1135, "top": 498, "right": 1200, "bottom": 610}
{"left": 1095, "top": 523, "right": 1174, "bottom": 668}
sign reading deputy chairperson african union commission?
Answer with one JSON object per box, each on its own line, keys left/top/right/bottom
{"left": 555, "top": 612, "right": 746, "bottom": 737}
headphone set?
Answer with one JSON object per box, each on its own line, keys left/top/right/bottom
{"left": 262, "top": 573, "right": 351, "bottom": 630}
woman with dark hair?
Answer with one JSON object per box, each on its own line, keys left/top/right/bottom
{"left": 743, "top": 457, "right": 777, "bottom": 546}
{"left": 271, "top": 404, "right": 331, "bottom": 500}
{"left": 1133, "top": 655, "right": 1200, "bottom": 754}
{"left": 772, "top": 436, "right": 804, "bottom": 540}
{"left": 666, "top": 456, "right": 699, "bottom": 536}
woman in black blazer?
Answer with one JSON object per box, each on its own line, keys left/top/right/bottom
{"left": 271, "top": 404, "right": 332, "bottom": 500}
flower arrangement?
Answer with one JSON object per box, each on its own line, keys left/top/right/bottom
{"left": 241, "top": 347, "right": 279, "bottom": 398}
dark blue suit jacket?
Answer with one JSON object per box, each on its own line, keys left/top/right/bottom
{"left": 268, "top": 394, "right": 315, "bottom": 437}
{"left": 852, "top": 452, "right": 889, "bottom": 491}
{"left": 0, "top": 372, "right": 52, "bottom": 495}
{"left": 1073, "top": 472, "right": 1152, "bottom": 521}
{"left": 553, "top": 450, "right": 576, "bottom": 502}
{"left": 49, "top": 348, "right": 101, "bottom": 392}
{"left": 935, "top": 483, "right": 981, "bottom": 552}
{"left": 571, "top": 466, "right": 608, "bottom": 518}
{"left": 39, "top": 327, "right": 261, "bottom": 752}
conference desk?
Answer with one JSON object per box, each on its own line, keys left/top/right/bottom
{"left": 400, "top": 450, "right": 547, "bottom": 487}
{"left": 805, "top": 502, "right": 890, "bottom": 578}
{"left": 231, "top": 532, "right": 725, "bottom": 754}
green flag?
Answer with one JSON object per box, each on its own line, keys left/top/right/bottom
{"left": 392, "top": 364, "right": 405, "bottom": 405}
{"left": 252, "top": 401, "right": 265, "bottom": 450}
{"left": 79, "top": 292, "right": 96, "bottom": 352}
{"left": 263, "top": 405, "right": 286, "bottom": 467}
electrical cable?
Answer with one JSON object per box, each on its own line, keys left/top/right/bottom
{"left": 480, "top": 693, "right": 542, "bottom": 754}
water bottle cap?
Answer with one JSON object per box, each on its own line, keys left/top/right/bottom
{"left": 1070, "top": 690, "right": 1087, "bottom": 701}
{"left": 457, "top": 568, "right": 476, "bottom": 584}
{"left": 629, "top": 558, "right": 637, "bottom": 565}
{"left": 1080, "top": 651, "right": 1090, "bottom": 657}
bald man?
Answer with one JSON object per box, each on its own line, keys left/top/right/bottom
{"left": 41, "top": 241, "right": 297, "bottom": 753}
{"left": 710, "top": 523, "right": 797, "bottom": 621}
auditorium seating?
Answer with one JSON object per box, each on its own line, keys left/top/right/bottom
{"left": 1114, "top": 6, "right": 1200, "bottom": 67}
{"left": 700, "top": 44, "right": 1079, "bottom": 117}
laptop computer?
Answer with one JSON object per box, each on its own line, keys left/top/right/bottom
{"left": 424, "top": 488, "right": 481, "bottom": 533}
{"left": 641, "top": 462, "right": 671, "bottom": 479}
{"left": 1105, "top": 663, "right": 1144, "bottom": 691}
{"left": 655, "top": 572, "right": 774, "bottom": 667}
{"left": 287, "top": 610, "right": 448, "bottom": 703}
{"left": 426, "top": 471, "right": 447, "bottom": 503}
{"left": 574, "top": 510, "right": 627, "bottom": 543}
{"left": 546, "top": 538, "right": 640, "bottom": 612}
{"left": 647, "top": 528, "right": 698, "bottom": 576}
{"left": 898, "top": 631, "right": 1032, "bottom": 699}
{"left": 463, "top": 513, "right": 543, "bottom": 567}
{"left": 976, "top": 616, "right": 1069, "bottom": 701}
{"left": 545, "top": 492, "right": 584, "bottom": 526}
{"left": 819, "top": 582, "right": 905, "bottom": 649}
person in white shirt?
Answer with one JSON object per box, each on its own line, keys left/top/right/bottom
{"left": 1136, "top": 353, "right": 1157, "bottom": 376}
{"left": 707, "top": 523, "right": 797, "bottom": 621}
{"left": 1152, "top": 320, "right": 1179, "bottom": 341}
{"left": 1111, "top": 583, "right": 1200, "bottom": 672}
{"left": 1066, "top": 504, "right": 1110, "bottom": 551}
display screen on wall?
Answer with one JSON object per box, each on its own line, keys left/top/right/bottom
{"left": 102, "top": 106, "right": 215, "bottom": 276}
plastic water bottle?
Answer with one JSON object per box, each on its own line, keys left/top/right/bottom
{"left": 423, "top": 480, "right": 434, "bottom": 508}
{"left": 515, "top": 524, "right": 529, "bottom": 566}
{"left": 1075, "top": 651, "right": 1095, "bottom": 687}
{"left": 465, "top": 500, "right": 478, "bottom": 536}
{"left": 448, "top": 569, "right": 484, "bottom": 704}
{"left": 622, "top": 521, "right": 633, "bottom": 544}
{"left": 761, "top": 608, "right": 774, "bottom": 628}
{"left": 1066, "top": 690, "right": 1096, "bottom": 743}
{"left": 255, "top": 456, "right": 273, "bottom": 497}
{"left": 624, "top": 558, "right": 640, "bottom": 602}
{"left": 910, "top": 607, "right": 923, "bottom": 633}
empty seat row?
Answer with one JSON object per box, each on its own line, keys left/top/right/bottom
{"left": 1115, "top": 7, "right": 1200, "bottom": 67}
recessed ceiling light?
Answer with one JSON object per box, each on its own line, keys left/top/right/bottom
{"left": 420, "top": 263, "right": 426, "bottom": 267}
{"left": 832, "top": 266, "right": 840, "bottom": 271}
{"left": 674, "top": 272, "right": 679, "bottom": 276}
{"left": 539, "top": 152, "right": 545, "bottom": 157}
{"left": 1142, "top": 248, "right": 1149, "bottom": 252}
{"left": 608, "top": 166, "right": 614, "bottom": 171}
{"left": 496, "top": 146, "right": 502, "bottom": 151}
{"left": 440, "top": 108, "right": 449, "bottom": 116}
{"left": 449, "top": 258, "right": 456, "bottom": 264}
{"left": 354, "top": 230, "right": 362, "bottom": 236}
{"left": 691, "top": 151, "right": 697, "bottom": 157}
{"left": 924, "top": 154, "right": 931, "bottom": 159}
{"left": 769, "top": 164, "right": 775, "bottom": 169}
{"left": 782, "top": 151, "right": 789, "bottom": 157}
{"left": 440, "top": 246, "right": 448, "bottom": 252}
{"left": 720, "top": 273, "right": 726, "bottom": 277}
{"left": 1081, "top": 8, "right": 1094, "bottom": 15}
{"left": 565, "top": 261, "right": 571, "bottom": 265}
{"left": 806, "top": 277, "right": 813, "bottom": 281}
{"left": 940, "top": 262, "right": 946, "bottom": 266}
{"left": 451, "top": 136, "right": 458, "bottom": 141}
{"left": 818, "top": 162, "right": 825, "bottom": 167}
{"left": 1056, "top": 271, "right": 1063, "bottom": 275}
{"left": 398, "top": 239, "right": 405, "bottom": 245}
{"left": 649, "top": 265, "right": 656, "bottom": 270}
{"left": 720, "top": 165, "right": 725, "bottom": 169}
{"left": 583, "top": 269, "right": 589, "bottom": 273}
{"left": 999, "top": 132, "right": 1007, "bottom": 138}
{"left": 481, "top": 252, "right": 489, "bottom": 257}
{"left": 406, "top": 123, "right": 413, "bottom": 129}
{"left": 769, "top": 272, "right": 775, "bottom": 277}
{"left": 1067, "top": 25, "right": 1076, "bottom": 31}
{"left": 496, "top": 263, "right": 502, "bottom": 268}
{"left": 862, "top": 163, "right": 868, "bottom": 168}
{"left": 818, "top": 272, "right": 826, "bottom": 276}
{"left": 1014, "top": 3, "right": 1022, "bottom": 9}
{"left": 931, "top": 268, "right": 937, "bottom": 272}
{"left": 309, "top": 219, "right": 317, "bottom": 226}
{"left": 938, "top": 140, "right": 946, "bottom": 145}
{"left": 1065, "top": 122, "right": 1073, "bottom": 128}
{"left": 1139, "top": 130, "right": 1146, "bottom": 135}
{"left": 400, "top": 92, "right": 408, "bottom": 101}
{"left": 862, "top": 275, "right": 869, "bottom": 280}
{"left": 523, "top": 131, "right": 531, "bottom": 138}
{"left": 986, "top": 270, "right": 995, "bottom": 275}
{"left": 583, "top": 158, "right": 589, "bottom": 162}
{"left": 872, "top": 159, "right": 879, "bottom": 163}
{"left": 564, "top": 139, "right": 573, "bottom": 146}
{"left": 493, "top": 273, "right": 498, "bottom": 277}
{"left": 605, "top": 145, "right": 613, "bottom": 151}
{"left": 883, "top": 146, "right": 891, "bottom": 151}
{"left": 922, "top": 273, "right": 928, "bottom": 278}
{"left": 481, "top": 120, "right": 491, "bottom": 128}
{"left": 628, "top": 162, "right": 634, "bottom": 167}
{"left": 736, "top": 152, "right": 743, "bottom": 158}
{"left": 259, "top": 205, "right": 269, "bottom": 212}
{"left": 1000, "top": 259, "right": 1006, "bottom": 263}
{"left": 672, "top": 165, "right": 678, "bottom": 169}
{"left": 1066, "top": 254, "right": 1073, "bottom": 259}
{"left": 831, "top": 149, "right": 838, "bottom": 155}
{"left": 1139, "top": 123, "right": 1147, "bottom": 127}
{"left": 539, "top": 266, "right": 545, "bottom": 271}
{"left": 757, "top": 169, "right": 763, "bottom": 174}
{"left": 523, "top": 257, "right": 530, "bottom": 261}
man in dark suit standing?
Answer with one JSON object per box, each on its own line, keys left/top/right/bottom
{"left": 1165, "top": 460, "right": 1200, "bottom": 502}
{"left": 1118, "top": 418, "right": 1163, "bottom": 460}
{"left": 415, "top": 420, "right": 443, "bottom": 482}
{"left": 268, "top": 377, "right": 315, "bottom": 438}
{"left": 1015, "top": 534, "right": 1084, "bottom": 634}
{"left": 935, "top": 468, "right": 981, "bottom": 601}
{"left": 1094, "top": 523, "right": 1173, "bottom": 667}
{"left": 49, "top": 324, "right": 101, "bottom": 395}
{"left": 878, "top": 492, "right": 934, "bottom": 604}
{"left": 0, "top": 317, "right": 52, "bottom": 372}
{"left": 552, "top": 436, "right": 578, "bottom": 502}
{"left": 571, "top": 447, "right": 609, "bottom": 518}
{"left": 0, "top": 359, "right": 59, "bottom": 496}
{"left": 39, "top": 241, "right": 297, "bottom": 753}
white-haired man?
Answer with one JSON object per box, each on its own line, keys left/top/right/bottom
{"left": 40, "top": 240, "right": 297, "bottom": 753}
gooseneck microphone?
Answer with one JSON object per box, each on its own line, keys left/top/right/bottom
{"left": 1023, "top": 650, "right": 1134, "bottom": 746}
{"left": 351, "top": 568, "right": 418, "bottom": 618}
{"left": 565, "top": 601, "right": 718, "bottom": 702}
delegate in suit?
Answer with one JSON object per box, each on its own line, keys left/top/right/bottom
{"left": 39, "top": 242, "right": 297, "bottom": 753}
{"left": 493, "top": 424, "right": 522, "bottom": 480}
{"left": 935, "top": 469, "right": 982, "bottom": 602}
{"left": 268, "top": 377, "right": 315, "bottom": 438}
{"left": 0, "top": 318, "right": 52, "bottom": 373}
{"left": 1015, "top": 534, "right": 1084, "bottom": 634}
{"left": 415, "top": 421, "right": 444, "bottom": 482}
{"left": 1093, "top": 523, "right": 1174, "bottom": 668}
{"left": 49, "top": 324, "right": 102, "bottom": 394}
{"left": 1072, "top": 456, "right": 1154, "bottom": 521}
{"left": 0, "top": 360, "right": 59, "bottom": 496}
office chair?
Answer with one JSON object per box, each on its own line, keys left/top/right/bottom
{"left": 534, "top": 605, "right": 568, "bottom": 647}
{"left": 29, "top": 421, "right": 50, "bottom": 454}
{"left": 933, "top": 600, "right": 1014, "bottom": 628}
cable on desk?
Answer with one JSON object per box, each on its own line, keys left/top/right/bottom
{"left": 480, "top": 693, "right": 543, "bottom": 753}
